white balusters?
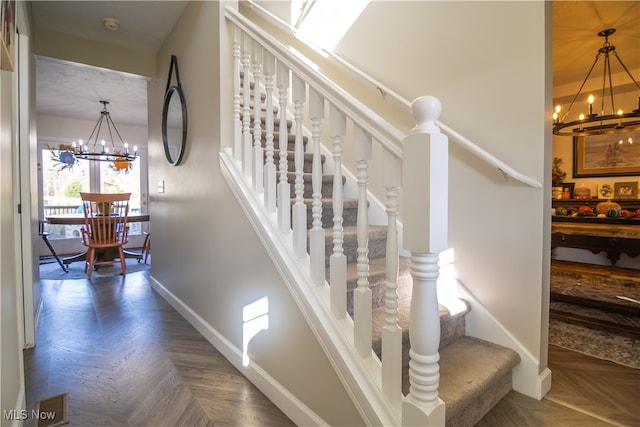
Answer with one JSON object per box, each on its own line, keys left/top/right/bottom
{"left": 291, "top": 75, "right": 307, "bottom": 258}
{"left": 382, "top": 151, "right": 402, "bottom": 406}
{"left": 353, "top": 125, "right": 372, "bottom": 358}
{"left": 241, "top": 33, "right": 252, "bottom": 176}
{"left": 329, "top": 106, "right": 347, "bottom": 318}
{"left": 402, "top": 96, "right": 447, "bottom": 426}
{"left": 276, "top": 62, "right": 291, "bottom": 234}
{"left": 309, "top": 89, "right": 325, "bottom": 286}
{"left": 263, "top": 51, "right": 276, "bottom": 213}
{"left": 232, "top": 26, "right": 241, "bottom": 161}
{"left": 252, "top": 42, "right": 263, "bottom": 193}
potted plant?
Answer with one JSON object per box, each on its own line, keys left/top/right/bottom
{"left": 551, "top": 157, "right": 566, "bottom": 199}
{"left": 96, "top": 201, "right": 112, "bottom": 215}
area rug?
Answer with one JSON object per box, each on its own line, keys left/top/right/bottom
{"left": 549, "top": 317, "right": 640, "bottom": 369}
{"left": 550, "top": 261, "right": 640, "bottom": 369}
{"left": 40, "top": 257, "right": 150, "bottom": 280}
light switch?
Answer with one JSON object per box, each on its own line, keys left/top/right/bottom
{"left": 157, "top": 180, "right": 165, "bottom": 193}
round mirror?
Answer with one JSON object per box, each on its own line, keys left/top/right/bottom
{"left": 162, "top": 85, "right": 187, "bottom": 165}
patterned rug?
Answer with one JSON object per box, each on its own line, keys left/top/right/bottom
{"left": 549, "top": 317, "right": 640, "bottom": 369}
{"left": 550, "top": 261, "right": 640, "bottom": 369}
{"left": 40, "top": 256, "right": 150, "bottom": 280}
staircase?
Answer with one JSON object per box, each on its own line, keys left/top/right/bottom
{"left": 239, "top": 81, "right": 521, "bottom": 426}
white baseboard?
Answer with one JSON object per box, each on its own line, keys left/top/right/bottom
{"left": 149, "top": 275, "right": 327, "bottom": 427}
{"left": 456, "top": 282, "right": 550, "bottom": 399}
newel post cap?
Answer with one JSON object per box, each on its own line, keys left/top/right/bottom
{"left": 411, "top": 96, "right": 442, "bottom": 134}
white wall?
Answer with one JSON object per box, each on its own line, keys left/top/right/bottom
{"left": 1, "top": 0, "right": 30, "bottom": 419}
{"left": 147, "top": 2, "right": 364, "bottom": 425}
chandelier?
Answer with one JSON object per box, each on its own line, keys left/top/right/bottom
{"left": 51, "top": 100, "right": 137, "bottom": 173}
{"left": 552, "top": 28, "right": 640, "bottom": 136}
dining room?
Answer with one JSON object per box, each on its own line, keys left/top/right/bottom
{"left": 36, "top": 57, "right": 151, "bottom": 271}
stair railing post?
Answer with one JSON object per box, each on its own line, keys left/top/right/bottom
{"left": 382, "top": 150, "right": 402, "bottom": 408}
{"left": 329, "top": 105, "right": 347, "bottom": 318}
{"left": 241, "top": 32, "right": 252, "bottom": 176}
{"left": 232, "top": 25, "right": 242, "bottom": 161}
{"left": 353, "top": 125, "right": 372, "bottom": 358}
{"left": 276, "top": 62, "right": 291, "bottom": 235}
{"left": 263, "top": 50, "right": 277, "bottom": 213}
{"left": 291, "top": 75, "right": 307, "bottom": 258}
{"left": 401, "top": 96, "right": 447, "bottom": 427}
{"left": 252, "top": 42, "right": 264, "bottom": 193}
{"left": 309, "top": 89, "right": 325, "bottom": 286}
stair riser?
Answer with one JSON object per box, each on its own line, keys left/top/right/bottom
{"left": 289, "top": 178, "right": 335, "bottom": 199}
{"left": 291, "top": 200, "right": 360, "bottom": 229}
{"left": 347, "top": 271, "right": 413, "bottom": 314}
{"left": 262, "top": 153, "right": 320, "bottom": 174}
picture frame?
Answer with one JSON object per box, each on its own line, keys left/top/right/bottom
{"left": 597, "top": 183, "right": 614, "bottom": 199}
{"left": 614, "top": 181, "right": 638, "bottom": 199}
{"left": 573, "top": 130, "right": 640, "bottom": 178}
{"left": 561, "top": 182, "right": 574, "bottom": 199}
{"left": 1, "top": 0, "right": 16, "bottom": 71}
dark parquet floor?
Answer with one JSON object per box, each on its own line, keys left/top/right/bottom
{"left": 26, "top": 268, "right": 640, "bottom": 426}
{"left": 24, "top": 269, "right": 295, "bottom": 427}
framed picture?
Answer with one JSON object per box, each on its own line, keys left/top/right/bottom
{"left": 1, "top": 0, "right": 16, "bottom": 71}
{"left": 614, "top": 181, "right": 638, "bottom": 199}
{"left": 561, "top": 182, "right": 574, "bottom": 199}
{"left": 573, "top": 130, "right": 640, "bottom": 178}
{"left": 597, "top": 183, "right": 614, "bottom": 199}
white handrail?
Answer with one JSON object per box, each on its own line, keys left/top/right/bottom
{"left": 226, "top": 6, "right": 404, "bottom": 160}
{"left": 240, "top": 1, "right": 542, "bottom": 189}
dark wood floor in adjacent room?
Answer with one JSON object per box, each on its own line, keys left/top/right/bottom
{"left": 25, "top": 269, "right": 639, "bottom": 426}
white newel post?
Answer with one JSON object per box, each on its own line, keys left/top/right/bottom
{"left": 291, "top": 75, "right": 307, "bottom": 257}
{"left": 382, "top": 150, "right": 402, "bottom": 407}
{"left": 252, "top": 42, "right": 263, "bottom": 193}
{"left": 276, "top": 61, "right": 291, "bottom": 234}
{"left": 241, "top": 32, "right": 252, "bottom": 176}
{"left": 309, "top": 89, "right": 325, "bottom": 286}
{"left": 232, "top": 26, "right": 241, "bottom": 161}
{"left": 329, "top": 105, "right": 347, "bottom": 318}
{"left": 401, "top": 96, "right": 447, "bottom": 427}
{"left": 354, "top": 125, "right": 372, "bottom": 358}
{"left": 263, "top": 51, "right": 276, "bottom": 213}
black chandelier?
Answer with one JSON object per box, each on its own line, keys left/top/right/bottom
{"left": 552, "top": 28, "right": 640, "bottom": 136}
{"left": 72, "top": 100, "right": 137, "bottom": 163}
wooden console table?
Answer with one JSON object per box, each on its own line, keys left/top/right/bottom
{"left": 551, "top": 216, "right": 640, "bottom": 264}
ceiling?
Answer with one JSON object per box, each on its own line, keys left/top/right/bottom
{"left": 32, "top": 1, "right": 188, "bottom": 127}
{"left": 32, "top": 1, "right": 640, "bottom": 128}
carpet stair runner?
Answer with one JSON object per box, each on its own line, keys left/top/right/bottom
{"left": 241, "top": 83, "right": 520, "bottom": 426}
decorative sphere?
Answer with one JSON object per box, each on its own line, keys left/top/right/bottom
{"left": 410, "top": 96, "right": 442, "bottom": 133}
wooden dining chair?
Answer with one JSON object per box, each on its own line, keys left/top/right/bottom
{"left": 80, "top": 192, "right": 131, "bottom": 279}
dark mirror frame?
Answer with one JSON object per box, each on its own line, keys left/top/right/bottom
{"left": 162, "top": 85, "right": 187, "bottom": 166}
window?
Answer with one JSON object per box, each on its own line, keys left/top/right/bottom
{"left": 40, "top": 145, "right": 147, "bottom": 239}
{"left": 291, "top": 0, "right": 369, "bottom": 52}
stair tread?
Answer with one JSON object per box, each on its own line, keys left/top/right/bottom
{"left": 435, "top": 336, "right": 521, "bottom": 426}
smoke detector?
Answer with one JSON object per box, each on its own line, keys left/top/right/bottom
{"left": 102, "top": 17, "right": 120, "bottom": 31}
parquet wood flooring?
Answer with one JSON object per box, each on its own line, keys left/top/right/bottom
{"left": 24, "top": 270, "right": 294, "bottom": 427}
{"left": 478, "top": 345, "right": 640, "bottom": 426}
{"left": 26, "top": 269, "right": 639, "bottom": 426}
